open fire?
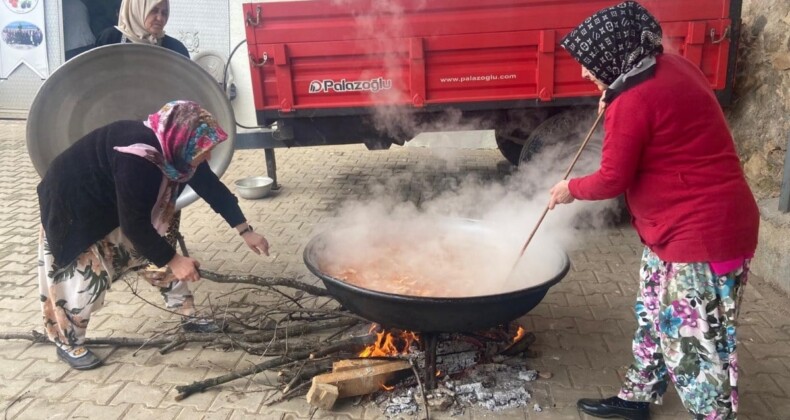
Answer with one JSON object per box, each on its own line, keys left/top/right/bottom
{"left": 358, "top": 324, "right": 419, "bottom": 358}
{"left": 308, "top": 322, "right": 541, "bottom": 416}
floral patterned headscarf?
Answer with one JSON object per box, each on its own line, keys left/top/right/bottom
{"left": 115, "top": 100, "right": 228, "bottom": 235}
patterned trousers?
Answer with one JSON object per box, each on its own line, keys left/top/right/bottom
{"left": 619, "top": 248, "right": 746, "bottom": 420}
{"left": 38, "top": 216, "right": 194, "bottom": 351}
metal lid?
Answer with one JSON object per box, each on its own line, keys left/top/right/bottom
{"left": 26, "top": 43, "right": 236, "bottom": 210}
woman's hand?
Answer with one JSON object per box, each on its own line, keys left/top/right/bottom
{"left": 549, "top": 180, "right": 575, "bottom": 210}
{"left": 167, "top": 254, "right": 201, "bottom": 282}
{"left": 598, "top": 91, "right": 608, "bottom": 115}
{"left": 242, "top": 231, "right": 270, "bottom": 256}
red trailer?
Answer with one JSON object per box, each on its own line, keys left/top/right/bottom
{"left": 242, "top": 0, "right": 741, "bottom": 165}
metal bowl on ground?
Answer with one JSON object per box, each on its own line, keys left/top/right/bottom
{"left": 303, "top": 218, "right": 570, "bottom": 333}
{"left": 235, "top": 176, "right": 274, "bottom": 199}
{"left": 26, "top": 44, "right": 236, "bottom": 210}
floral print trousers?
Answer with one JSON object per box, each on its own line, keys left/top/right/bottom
{"left": 38, "top": 220, "right": 194, "bottom": 351}
{"left": 618, "top": 248, "right": 746, "bottom": 420}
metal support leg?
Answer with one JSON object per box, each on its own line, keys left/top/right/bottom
{"left": 265, "top": 148, "right": 279, "bottom": 190}
{"left": 423, "top": 332, "right": 439, "bottom": 390}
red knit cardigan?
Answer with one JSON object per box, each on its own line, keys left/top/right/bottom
{"left": 568, "top": 54, "right": 759, "bottom": 263}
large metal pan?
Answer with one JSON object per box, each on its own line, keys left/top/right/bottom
{"left": 26, "top": 44, "right": 235, "bottom": 210}
{"left": 303, "top": 219, "right": 569, "bottom": 333}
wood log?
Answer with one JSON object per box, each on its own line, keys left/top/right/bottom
{"left": 312, "top": 360, "right": 411, "bottom": 399}
{"left": 306, "top": 382, "right": 339, "bottom": 410}
{"left": 332, "top": 358, "right": 391, "bottom": 372}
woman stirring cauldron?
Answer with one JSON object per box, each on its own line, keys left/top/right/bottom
{"left": 548, "top": 2, "right": 759, "bottom": 419}
{"left": 37, "top": 101, "right": 270, "bottom": 370}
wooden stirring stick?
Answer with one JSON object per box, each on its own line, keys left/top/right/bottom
{"left": 508, "top": 111, "right": 605, "bottom": 275}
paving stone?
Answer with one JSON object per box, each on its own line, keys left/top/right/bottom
{"left": 122, "top": 403, "right": 182, "bottom": 419}
{"left": 20, "top": 378, "right": 79, "bottom": 401}
{"left": 161, "top": 387, "right": 222, "bottom": 412}
{"left": 567, "top": 366, "right": 622, "bottom": 389}
{"left": 177, "top": 406, "right": 234, "bottom": 420}
{"left": 575, "top": 318, "right": 624, "bottom": 336}
{"left": 556, "top": 332, "right": 608, "bottom": 352}
{"left": 109, "top": 362, "right": 166, "bottom": 385}
{"left": 762, "top": 394, "right": 790, "bottom": 415}
{"left": 738, "top": 394, "right": 777, "bottom": 420}
{"left": 209, "top": 388, "right": 266, "bottom": 414}
{"left": 67, "top": 380, "right": 125, "bottom": 404}
{"left": 549, "top": 386, "right": 602, "bottom": 409}
{"left": 0, "top": 377, "right": 32, "bottom": 399}
{"left": 230, "top": 409, "right": 281, "bottom": 420}
{"left": 13, "top": 398, "right": 81, "bottom": 420}
{"left": 191, "top": 348, "right": 245, "bottom": 371}
{"left": 71, "top": 402, "right": 130, "bottom": 420}
{"left": 0, "top": 340, "right": 32, "bottom": 360}
{"left": 157, "top": 365, "right": 210, "bottom": 385}
{"left": 111, "top": 382, "right": 172, "bottom": 408}
{"left": 16, "top": 358, "right": 71, "bottom": 381}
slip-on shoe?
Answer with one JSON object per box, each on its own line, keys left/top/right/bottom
{"left": 577, "top": 396, "right": 650, "bottom": 420}
{"left": 56, "top": 346, "right": 103, "bottom": 370}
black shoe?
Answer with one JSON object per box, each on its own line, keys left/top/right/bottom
{"left": 180, "top": 316, "right": 226, "bottom": 334}
{"left": 577, "top": 396, "right": 650, "bottom": 420}
{"left": 56, "top": 346, "right": 103, "bottom": 370}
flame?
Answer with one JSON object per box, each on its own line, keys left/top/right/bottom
{"left": 381, "top": 383, "right": 395, "bottom": 391}
{"left": 512, "top": 326, "right": 526, "bottom": 343}
{"left": 359, "top": 324, "right": 419, "bottom": 357}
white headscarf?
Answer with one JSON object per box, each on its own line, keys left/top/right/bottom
{"left": 115, "top": 0, "right": 168, "bottom": 45}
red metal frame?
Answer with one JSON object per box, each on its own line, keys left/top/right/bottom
{"left": 243, "top": 0, "right": 735, "bottom": 116}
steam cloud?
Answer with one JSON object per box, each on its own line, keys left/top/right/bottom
{"left": 314, "top": 122, "right": 622, "bottom": 298}
{"left": 311, "top": 1, "right": 622, "bottom": 298}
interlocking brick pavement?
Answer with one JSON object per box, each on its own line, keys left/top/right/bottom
{"left": 1, "top": 119, "right": 789, "bottom": 419}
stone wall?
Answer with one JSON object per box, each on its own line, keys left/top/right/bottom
{"left": 726, "top": 0, "right": 790, "bottom": 293}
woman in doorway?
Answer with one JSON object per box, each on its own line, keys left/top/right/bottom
{"left": 548, "top": 2, "right": 759, "bottom": 419}
{"left": 38, "top": 101, "right": 270, "bottom": 370}
{"left": 95, "top": 0, "right": 188, "bottom": 58}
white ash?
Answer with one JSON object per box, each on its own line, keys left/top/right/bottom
{"left": 376, "top": 363, "right": 537, "bottom": 416}
{"left": 378, "top": 388, "right": 419, "bottom": 417}
{"left": 533, "top": 403, "right": 543, "bottom": 412}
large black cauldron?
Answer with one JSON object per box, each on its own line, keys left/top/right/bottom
{"left": 303, "top": 219, "right": 569, "bottom": 333}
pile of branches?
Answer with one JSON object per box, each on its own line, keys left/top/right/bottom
{"left": 2, "top": 270, "right": 377, "bottom": 404}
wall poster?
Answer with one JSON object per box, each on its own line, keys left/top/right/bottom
{"left": 1, "top": 0, "right": 49, "bottom": 79}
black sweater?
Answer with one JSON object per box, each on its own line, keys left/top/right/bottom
{"left": 95, "top": 27, "right": 190, "bottom": 58}
{"left": 38, "top": 121, "right": 245, "bottom": 268}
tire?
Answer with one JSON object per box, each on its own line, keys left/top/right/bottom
{"left": 495, "top": 128, "right": 529, "bottom": 166}
{"left": 494, "top": 109, "right": 552, "bottom": 166}
{"left": 519, "top": 108, "right": 630, "bottom": 227}
{"left": 518, "top": 108, "right": 604, "bottom": 168}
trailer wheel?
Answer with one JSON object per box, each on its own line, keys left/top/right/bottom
{"left": 494, "top": 109, "right": 551, "bottom": 166}
{"left": 518, "top": 108, "right": 603, "bottom": 168}
{"left": 494, "top": 127, "right": 530, "bottom": 166}
{"left": 519, "top": 108, "right": 629, "bottom": 226}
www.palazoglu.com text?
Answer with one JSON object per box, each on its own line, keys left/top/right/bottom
{"left": 439, "top": 74, "right": 517, "bottom": 83}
